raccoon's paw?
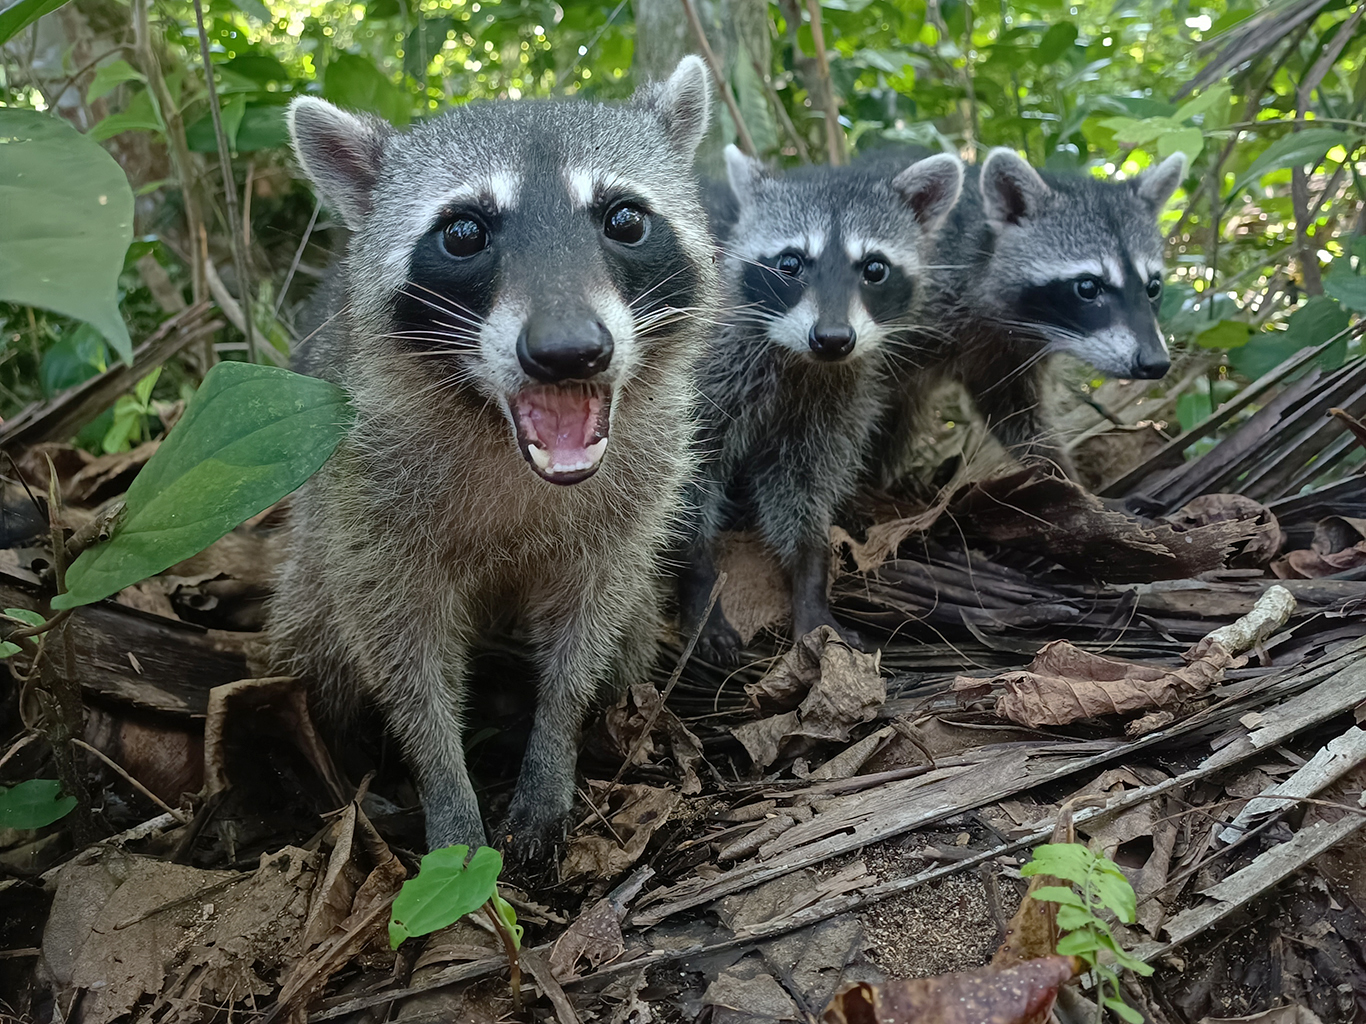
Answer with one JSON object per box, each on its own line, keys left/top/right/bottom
{"left": 695, "top": 617, "right": 744, "bottom": 666}
{"left": 794, "top": 617, "right": 869, "bottom": 653}
{"left": 495, "top": 807, "right": 567, "bottom": 880}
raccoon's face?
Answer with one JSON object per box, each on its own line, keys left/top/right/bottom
{"left": 978, "top": 148, "right": 1186, "bottom": 380}
{"left": 287, "top": 58, "right": 713, "bottom": 486}
{"left": 722, "top": 148, "right": 962, "bottom": 363}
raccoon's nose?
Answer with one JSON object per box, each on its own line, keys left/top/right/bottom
{"left": 517, "top": 317, "right": 614, "bottom": 382}
{"left": 1131, "top": 351, "right": 1170, "bottom": 379}
{"left": 809, "top": 324, "right": 856, "bottom": 360}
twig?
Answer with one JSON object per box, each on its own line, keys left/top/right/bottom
{"left": 803, "top": 0, "right": 844, "bottom": 164}
{"left": 275, "top": 197, "right": 322, "bottom": 318}
{"left": 191, "top": 0, "right": 258, "bottom": 364}
{"left": 680, "top": 0, "right": 758, "bottom": 156}
{"left": 71, "top": 738, "right": 189, "bottom": 822}
{"left": 754, "top": 59, "right": 811, "bottom": 163}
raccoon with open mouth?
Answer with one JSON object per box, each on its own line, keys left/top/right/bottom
{"left": 269, "top": 57, "right": 716, "bottom": 859}
{"left": 878, "top": 147, "right": 1186, "bottom": 482}
{"left": 678, "top": 146, "right": 963, "bottom": 664}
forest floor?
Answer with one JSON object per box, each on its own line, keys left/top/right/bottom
{"left": 2, "top": 345, "right": 1366, "bottom": 1024}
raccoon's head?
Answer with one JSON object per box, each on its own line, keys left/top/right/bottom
{"left": 287, "top": 57, "right": 713, "bottom": 485}
{"left": 977, "top": 147, "right": 1186, "bottom": 380}
{"left": 722, "top": 146, "right": 962, "bottom": 363}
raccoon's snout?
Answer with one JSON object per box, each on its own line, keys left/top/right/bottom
{"left": 809, "top": 323, "right": 856, "bottom": 360}
{"left": 1130, "top": 350, "right": 1171, "bottom": 379}
{"left": 516, "top": 315, "right": 614, "bottom": 382}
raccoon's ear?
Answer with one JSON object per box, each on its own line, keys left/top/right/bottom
{"left": 638, "top": 55, "right": 712, "bottom": 156}
{"left": 288, "top": 97, "right": 392, "bottom": 229}
{"left": 892, "top": 153, "right": 964, "bottom": 232}
{"left": 980, "top": 147, "right": 1050, "bottom": 228}
{"left": 725, "top": 144, "right": 766, "bottom": 204}
{"left": 1135, "top": 152, "right": 1187, "bottom": 212}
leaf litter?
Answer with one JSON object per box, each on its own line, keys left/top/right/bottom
{"left": 4, "top": 353, "right": 1366, "bottom": 1023}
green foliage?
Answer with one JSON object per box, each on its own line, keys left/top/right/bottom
{"left": 102, "top": 367, "right": 162, "bottom": 454}
{"left": 54, "top": 362, "right": 351, "bottom": 609}
{"left": 0, "top": 110, "right": 134, "bottom": 362}
{"left": 389, "top": 844, "right": 510, "bottom": 948}
{"left": 1024, "top": 843, "right": 1153, "bottom": 1024}
{"left": 0, "top": 779, "right": 77, "bottom": 830}
{"left": 0, "top": 0, "right": 71, "bottom": 45}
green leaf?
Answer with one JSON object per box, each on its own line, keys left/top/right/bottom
{"left": 1029, "top": 885, "right": 1087, "bottom": 908}
{"left": 135, "top": 366, "right": 162, "bottom": 407}
{"left": 1231, "top": 128, "right": 1355, "bottom": 197}
{"left": 1194, "top": 319, "right": 1252, "bottom": 349}
{"left": 0, "top": 642, "right": 22, "bottom": 658}
{"left": 54, "top": 362, "right": 351, "bottom": 609}
{"left": 1055, "top": 929, "right": 1102, "bottom": 956}
{"left": 1105, "top": 996, "right": 1145, "bottom": 1023}
{"left": 41, "top": 322, "right": 109, "bottom": 397}
{"left": 0, "top": 779, "right": 77, "bottom": 829}
{"left": 89, "top": 88, "right": 165, "bottom": 141}
{"left": 1173, "top": 83, "right": 1230, "bottom": 123}
{"left": 1176, "top": 391, "right": 1212, "bottom": 433}
{"left": 1055, "top": 904, "right": 1094, "bottom": 931}
{"left": 1159, "top": 127, "right": 1203, "bottom": 162}
{"left": 491, "top": 893, "right": 523, "bottom": 950}
{"left": 1021, "top": 843, "right": 1093, "bottom": 886}
{"left": 87, "top": 59, "right": 145, "bottom": 102}
{"left": 5, "top": 608, "right": 48, "bottom": 630}
{"left": 0, "top": 110, "right": 134, "bottom": 363}
{"left": 402, "top": 17, "right": 454, "bottom": 80}
{"left": 226, "top": 0, "right": 272, "bottom": 23}
{"left": 232, "top": 105, "right": 291, "bottom": 152}
{"left": 323, "top": 54, "right": 410, "bottom": 125}
{"left": 389, "top": 845, "right": 504, "bottom": 948}
{"left": 1231, "top": 296, "right": 1351, "bottom": 380}
{"left": 1036, "top": 21, "right": 1078, "bottom": 64}
{"left": 1323, "top": 265, "right": 1366, "bottom": 312}
{"left": 1092, "top": 864, "right": 1138, "bottom": 923}
{"left": 0, "top": 0, "right": 71, "bottom": 45}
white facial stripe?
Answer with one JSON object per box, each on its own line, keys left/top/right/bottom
{"left": 487, "top": 171, "right": 520, "bottom": 210}
{"left": 735, "top": 229, "right": 827, "bottom": 264}
{"left": 1026, "top": 259, "right": 1106, "bottom": 286}
{"left": 1139, "top": 260, "right": 1164, "bottom": 281}
{"left": 565, "top": 168, "right": 595, "bottom": 208}
{"left": 562, "top": 166, "right": 668, "bottom": 216}
{"left": 847, "top": 296, "right": 884, "bottom": 356}
{"left": 1102, "top": 256, "right": 1123, "bottom": 288}
{"left": 589, "top": 284, "right": 635, "bottom": 385}
{"left": 767, "top": 296, "right": 816, "bottom": 354}
{"left": 379, "top": 173, "right": 523, "bottom": 278}
{"left": 841, "top": 234, "right": 921, "bottom": 275}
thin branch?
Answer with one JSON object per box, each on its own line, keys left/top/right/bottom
{"left": 680, "top": 0, "right": 758, "bottom": 156}
{"left": 275, "top": 197, "right": 322, "bottom": 318}
{"left": 803, "top": 0, "right": 845, "bottom": 164}
{"left": 754, "top": 59, "right": 811, "bottom": 163}
{"left": 191, "top": 0, "right": 258, "bottom": 363}
{"left": 72, "top": 738, "right": 189, "bottom": 822}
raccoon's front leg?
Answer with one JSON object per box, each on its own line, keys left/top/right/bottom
{"left": 364, "top": 639, "right": 485, "bottom": 851}
{"left": 503, "top": 577, "right": 655, "bottom": 864}
{"left": 789, "top": 531, "right": 864, "bottom": 649}
{"left": 677, "top": 537, "right": 743, "bottom": 666}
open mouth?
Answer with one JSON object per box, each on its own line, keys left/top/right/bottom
{"left": 511, "top": 383, "right": 612, "bottom": 485}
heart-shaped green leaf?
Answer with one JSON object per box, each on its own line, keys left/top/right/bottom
{"left": 55, "top": 362, "right": 351, "bottom": 609}
{"left": 0, "top": 779, "right": 77, "bottom": 829}
{"left": 389, "top": 845, "right": 504, "bottom": 948}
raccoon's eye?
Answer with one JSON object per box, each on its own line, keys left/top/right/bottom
{"left": 1146, "top": 277, "right": 1163, "bottom": 300}
{"left": 604, "top": 203, "right": 649, "bottom": 245}
{"left": 1073, "top": 277, "right": 1102, "bottom": 302}
{"left": 442, "top": 216, "right": 489, "bottom": 258}
{"left": 776, "top": 252, "right": 803, "bottom": 276}
{"left": 862, "top": 259, "right": 890, "bottom": 285}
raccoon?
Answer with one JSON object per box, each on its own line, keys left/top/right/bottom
{"left": 879, "top": 147, "right": 1187, "bottom": 480}
{"left": 678, "top": 146, "right": 963, "bottom": 663}
{"left": 270, "top": 58, "right": 716, "bottom": 858}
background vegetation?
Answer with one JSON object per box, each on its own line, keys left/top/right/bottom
{"left": 2, "top": 0, "right": 1364, "bottom": 481}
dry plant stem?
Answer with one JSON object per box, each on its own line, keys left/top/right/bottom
{"left": 756, "top": 59, "right": 812, "bottom": 162}
{"left": 191, "top": 0, "right": 258, "bottom": 364}
{"left": 71, "top": 738, "right": 188, "bottom": 822}
{"left": 679, "top": 0, "right": 758, "bottom": 156}
{"left": 803, "top": 0, "right": 845, "bottom": 164}
{"left": 483, "top": 902, "right": 522, "bottom": 1012}
{"left": 276, "top": 197, "right": 322, "bottom": 317}
{"left": 131, "top": 0, "right": 206, "bottom": 309}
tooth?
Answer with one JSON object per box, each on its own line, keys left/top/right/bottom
{"left": 528, "top": 444, "right": 551, "bottom": 470}
{"left": 585, "top": 438, "right": 608, "bottom": 464}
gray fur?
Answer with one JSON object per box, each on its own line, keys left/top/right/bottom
{"left": 271, "top": 57, "right": 716, "bottom": 858}
{"left": 678, "top": 148, "right": 962, "bottom": 662}
{"left": 880, "top": 149, "right": 1186, "bottom": 479}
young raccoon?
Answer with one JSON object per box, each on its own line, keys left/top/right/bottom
{"left": 678, "top": 146, "right": 963, "bottom": 663}
{"left": 270, "top": 58, "right": 716, "bottom": 858}
{"left": 880, "top": 148, "right": 1186, "bottom": 480}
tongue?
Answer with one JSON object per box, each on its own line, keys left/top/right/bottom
{"left": 515, "top": 386, "right": 609, "bottom": 478}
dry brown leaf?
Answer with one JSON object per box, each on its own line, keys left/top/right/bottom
{"left": 732, "top": 626, "right": 884, "bottom": 769}
{"left": 599, "top": 683, "right": 706, "bottom": 794}
{"left": 954, "top": 639, "right": 1234, "bottom": 728}
{"left": 1162, "top": 493, "right": 1284, "bottom": 568}
{"left": 821, "top": 957, "right": 1079, "bottom": 1024}
{"left": 991, "top": 872, "right": 1062, "bottom": 968}
{"left": 549, "top": 897, "right": 625, "bottom": 981}
{"left": 1273, "top": 515, "right": 1366, "bottom": 578}
{"left": 561, "top": 781, "right": 680, "bottom": 879}
{"left": 1329, "top": 406, "right": 1366, "bottom": 450}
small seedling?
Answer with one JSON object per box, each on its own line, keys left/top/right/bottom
{"left": 389, "top": 844, "right": 523, "bottom": 1006}
{"left": 1022, "top": 843, "right": 1154, "bottom": 1023}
